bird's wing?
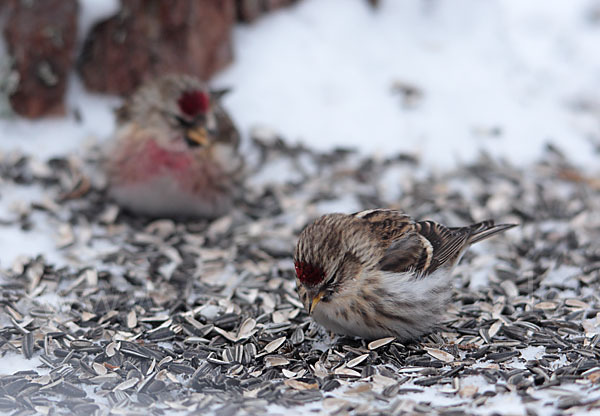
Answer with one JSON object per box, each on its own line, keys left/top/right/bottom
{"left": 412, "top": 220, "right": 472, "bottom": 275}
{"left": 352, "top": 209, "right": 413, "bottom": 235}
{"left": 352, "top": 210, "right": 437, "bottom": 275}
{"left": 212, "top": 100, "right": 240, "bottom": 149}
{"left": 376, "top": 230, "right": 430, "bottom": 274}
{"left": 374, "top": 219, "right": 471, "bottom": 276}
{"left": 390, "top": 220, "right": 516, "bottom": 275}
{"left": 353, "top": 210, "right": 515, "bottom": 276}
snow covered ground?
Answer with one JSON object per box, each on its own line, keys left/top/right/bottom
{"left": 1, "top": 0, "right": 600, "bottom": 415}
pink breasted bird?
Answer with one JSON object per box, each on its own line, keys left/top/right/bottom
{"left": 105, "top": 74, "right": 243, "bottom": 219}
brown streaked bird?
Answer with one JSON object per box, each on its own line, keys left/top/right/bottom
{"left": 294, "top": 209, "right": 516, "bottom": 341}
{"left": 105, "top": 74, "right": 243, "bottom": 219}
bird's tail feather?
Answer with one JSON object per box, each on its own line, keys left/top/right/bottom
{"left": 467, "top": 221, "right": 517, "bottom": 245}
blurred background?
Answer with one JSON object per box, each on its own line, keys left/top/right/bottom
{"left": 1, "top": 0, "right": 599, "bottom": 168}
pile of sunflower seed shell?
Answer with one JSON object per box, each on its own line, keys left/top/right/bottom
{"left": 1, "top": 135, "right": 600, "bottom": 415}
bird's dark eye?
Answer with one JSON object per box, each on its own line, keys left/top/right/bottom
{"left": 322, "top": 288, "right": 334, "bottom": 303}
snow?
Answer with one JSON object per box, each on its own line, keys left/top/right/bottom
{"left": 0, "top": 353, "right": 46, "bottom": 376}
{"left": 520, "top": 345, "right": 545, "bottom": 362}
{"left": 315, "top": 194, "right": 361, "bottom": 215}
{"left": 1, "top": 0, "right": 600, "bottom": 415}
{"left": 0, "top": 76, "right": 119, "bottom": 159}
{"left": 215, "top": 0, "right": 600, "bottom": 170}
{"left": 542, "top": 264, "right": 582, "bottom": 289}
{"left": 248, "top": 156, "right": 304, "bottom": 186}
{"left": 0, "top": 183, "right": 65, "bottom": 269}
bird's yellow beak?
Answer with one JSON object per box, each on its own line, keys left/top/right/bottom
{"left": 185, "top": 127, "right": 210, "bottom": 147}
{"left": 309, "top": 291, "right": 325, "bottom": 314}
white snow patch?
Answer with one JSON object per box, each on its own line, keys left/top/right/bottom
{"left": 0, "top": 182, "right": 44, "bottom": 219}
{"left": 215, "top": 0, "right": 600, "bottom": 170}
{"left": 248, "top": 157, "right": 304, "bottom": 186}
{"left": 483, "top": 391, "right": 537, "bottom": 415}
{"left": 520, "top": 345, "right": 545, "bottom": 362}
{"left": 27, "top": 291, "right": 73, "bottom": 315}
{"left": 542, "top": 264, "right": 581, "bottom": 288}
{"left": 0, "top": 214, "right": 65, "bottom": 269}
{"left": 315, "top": 194, "right": 361, "bottom": 215}
{"left": 0, "top": 75, "right": 119, "bottom": 160}
{"left": 0, "top": 353, "right": 45, "bottom": 376}
{"left": 461, "top": 253, "right": 499, "bottom": 289}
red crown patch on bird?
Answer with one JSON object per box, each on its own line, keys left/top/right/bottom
{"left": 177, "top": 90, "right": 210, "bottom": 117}
{"left": 294, "top": 261, "right": 326, "bottom": 287}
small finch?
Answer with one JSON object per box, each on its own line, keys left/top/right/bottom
{"left": 105, "top": 74, "right": 243, "bottom": 218}
{"left": 294, "top": 209, "right": 516, "bottom": 341}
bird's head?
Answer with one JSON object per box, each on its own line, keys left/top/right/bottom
{"left": 294, "top": 259, "right": 329, "bottom": 314}
{"left": 294, "top": 214, "right": 365, "bottom": 314}
{"left": 174, "top": 88, "right": 214, "bottom": 148}
{"left": 121, "top": 74, "right": 222, "bottom": 150}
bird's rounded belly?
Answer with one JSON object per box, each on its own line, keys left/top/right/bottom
{"left": 111, "top": 175, "right": 195, "bottom": 215}
{"left": 109, "top": 174, "right": 229, "bottom": 218}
